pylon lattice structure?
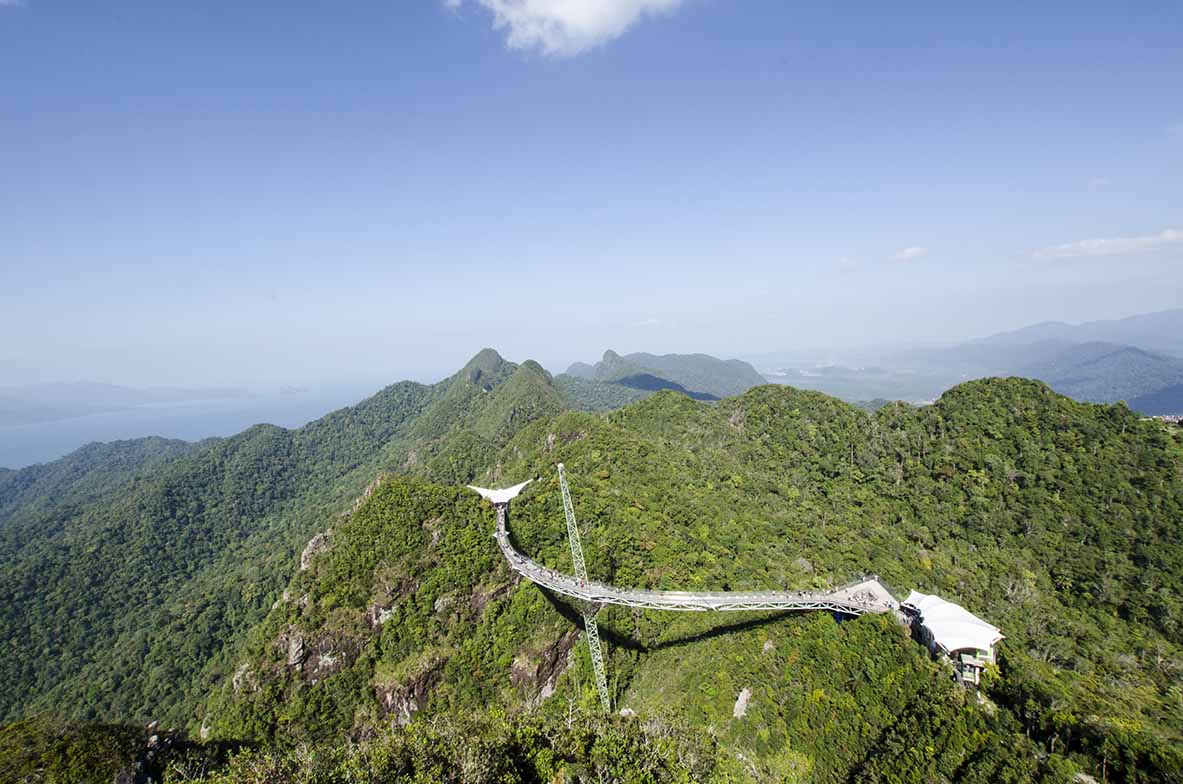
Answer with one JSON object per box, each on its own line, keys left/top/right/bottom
{"left": 558, "top": 463, "right": 611, "bottom": 713}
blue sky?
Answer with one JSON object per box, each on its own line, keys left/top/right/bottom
{"left": 2, "top": 0, "right": 1181, "bottom": 387}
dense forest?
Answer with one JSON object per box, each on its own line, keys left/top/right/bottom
{"left": 1, "top": 350, "right": 1181, "bottom": 783}
{"left": 0, "top": 436, "right": 194, "bottom": 522}
{"left": 0, "top": 350, "right": 561, "bottom": 725}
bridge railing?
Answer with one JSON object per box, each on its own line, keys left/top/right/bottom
{"left": 494, "top": 512, "right": 894, "bottom": 614}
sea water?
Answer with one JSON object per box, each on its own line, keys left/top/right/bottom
{"left": 0, "top": 386, "right": 375, "bottom": 469}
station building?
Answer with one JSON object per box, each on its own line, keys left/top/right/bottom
{"left": 902, "top": 591, "right": 1004, "bottom": 687}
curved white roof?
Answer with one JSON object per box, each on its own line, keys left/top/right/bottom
{"left": 467, "top": 479, "right": 533, "bottom": 505}
{"left": 904, "top": 590, "right": 1003, "bottom": 654}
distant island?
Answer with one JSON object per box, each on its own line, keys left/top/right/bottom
{"left": 0, "top": 381, "right": 249, "bottom": 428}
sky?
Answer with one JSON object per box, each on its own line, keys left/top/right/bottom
{"left": 2, "top": 0, "right": 1181, "bottom": 388}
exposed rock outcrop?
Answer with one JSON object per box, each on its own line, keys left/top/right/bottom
{"left": 276, "top": 622, "right": 365, "bottom": 684}
{"left": 374, "top": 657, "right": 447, "bottom": 726}
{"left": 306, "top": 651, "right": 340, "bottom": 683}
{"left": 278, "top": 629, "right": 306, "bottom": 667}
{"left": 470, "top": 581, "right": 514, "bottom": 614}
{"left": 367, "top": 603, "right": 396, "bottom": 628}
{"left": 232, "top": 663, "right": 258, "bottom": 694}
{"left": 733, "top": 687, "right": 752, "bottom": 719}
{"left": 351, "top": 474, "right": 389, "bottom": 514}
{"left": 510, "top": 629, "right": 579, "bottom": 707}
{"left": 300, "top": 531, "right": 331, "bottom": 571}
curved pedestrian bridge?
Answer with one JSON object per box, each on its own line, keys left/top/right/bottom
{"left": 474, "top": 481, "right": 900, "bottom": 616}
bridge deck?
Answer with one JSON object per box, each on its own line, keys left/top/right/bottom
{"left": 494, "top": 505, "right": 898, "bottom": 615}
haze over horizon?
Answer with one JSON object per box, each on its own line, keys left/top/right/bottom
{"left": 3, "top": 1, "right": 1181, "bottom": 388}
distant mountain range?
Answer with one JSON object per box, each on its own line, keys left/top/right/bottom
{"left": 975, "top": 308, "right": 1183, "bottom": 356}
{"left": 558, "top": 350, "right": 766, "bottom": 410}
{"left": 1018, "top": 342, "right": 1183, "bottom": 406}
{"left": 763, "top": 308, "right": 1183, "bottom": 414}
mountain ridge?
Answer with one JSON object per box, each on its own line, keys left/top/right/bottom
{"left": 977, "top": 307, "right": 1183, "bottom": 356}
{"left": 775, "top": 310, "right": 1183, "bottom": 411}
{"left": 559, "top": 349, "right": 766, "bottom": 410}
{"left": 0, "top": 350, "right": 564, "bottom": 727}
{"left": 1, "top": 352, "right": 1181, "bottom": 782}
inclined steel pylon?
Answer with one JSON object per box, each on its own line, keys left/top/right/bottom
{"left": 558, "top": 463, "right": 611, "bottom": 713}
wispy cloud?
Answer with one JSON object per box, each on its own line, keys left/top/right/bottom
{"left": 632, "top": 317, "right": 660, "bottom": 327}
{"left": 1033, "top": 227, "right": 1183, "bottom": 260}
{"left": 0, "top": 0, "right": 26, "bottom": 7}
{"left": 1088, "top": 176, "right": 1110, "bottom": 190}
{"left": 447, "top": 0, "right": 685, "bottom": 57}
{"left": 891, "top": 246, "right": 928, "bottom": 261}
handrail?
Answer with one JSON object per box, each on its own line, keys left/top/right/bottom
{"left": 490, "top": 503, "right": 898, "bottom": 615}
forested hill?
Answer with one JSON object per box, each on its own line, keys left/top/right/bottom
{"left": 199, "top": 379, "right": 1179, "bottom": 782}
{"left": 0, "top": 436, "right": 194, "bottom": 525}
{"left": 0, "top": 349, "right": 563, "bottom": 727}
{"left": 2, "top": 354, "right": 1182, "bottom": 782}
{"left": 559, "top": 349, "right": 767, "bottom": 410}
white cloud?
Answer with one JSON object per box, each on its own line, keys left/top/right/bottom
{"left": 450, "top": 0, "right": 685, "bottom": 56}
{"left": 0, "top": 0, "right": 26, "bottom": 7}
{"left": 892, "top": 246, "right": 928, "bottom": 261}
{"left": 1088, "top": 176, "right": 1110, "bottom": 190}
{"left": 1033, "top": 227, "right": 1183, "bottom": 260}
{"left": 632, "top": 317, "right": 660, "bottom": 327}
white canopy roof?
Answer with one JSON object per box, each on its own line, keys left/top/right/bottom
{"left": 467, "top": 479, "right": 532, "bottom": 505}
{"left": 903, "top": 590, "right": 1003, "bottom": 654}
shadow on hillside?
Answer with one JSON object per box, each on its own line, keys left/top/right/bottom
{"left": 648, "top": 612, "right": 798, "bottom": 650}
{"left": 503, "top": 516, "right": 801, "bottom": 654}
{"left": 613, "top": 373, "right": 720, "bottom": 401}
{"left": 536, "top": 586, "right": 647, "bottom": 652}
{"left": 534, "top": 586, "right": 799, "bottom": 653}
